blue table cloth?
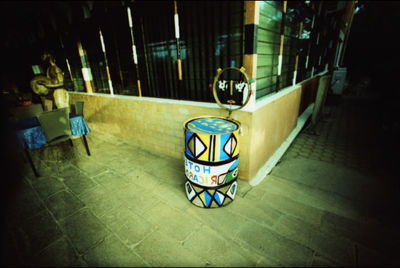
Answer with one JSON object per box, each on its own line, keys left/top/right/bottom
{"left": 13, "top": 113, "right": 91, "bottom": 151}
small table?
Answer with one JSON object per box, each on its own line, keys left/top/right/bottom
{"left": 12, "top": 114, "right": 91, "bottom": 177}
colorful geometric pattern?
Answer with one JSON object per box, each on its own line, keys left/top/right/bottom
{"left": 185, "top": 179, "right": 238, "bottom": 208}
{"left": 183, "top": 116, "right": 241, "bottom": 208}
{"left": 185, "top": 130, "right": 239, "bottom": 162}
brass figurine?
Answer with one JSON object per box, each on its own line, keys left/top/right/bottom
{"left": 30, "top": 52, "right": 69, "bottom": 111}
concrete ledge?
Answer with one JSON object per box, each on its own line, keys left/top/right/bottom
{"left": 249, "top": 103, "right": 314, "bottom": 186}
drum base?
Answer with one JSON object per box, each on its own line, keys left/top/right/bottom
{"left": 185, "top": 179, "right": 238, "bottom": 208}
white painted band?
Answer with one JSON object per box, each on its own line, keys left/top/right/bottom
{"left": 316, "top": 33, "right": 320, "bottom": 45}
{"left": 66, "top": 58, "right": 72, "bottom": 72}
{"left": 174, "top": 14, "right": 180, "bottom": 39}
{"left": 82, "top": 68, "right": 92, "bottom": 81}
{"left": 292, "top": 70, "right": 297, "bottom": 86}
{"left": 100, "top": 34, "right": 106, "bottom": 52}
{"left": 318, "top": 56, "right": 322, "bottom": 65}
{"left": 108, "top": 79, "right": 114, "bottom": 95}
{"left": 278, "top": 55, "right": 283, "bottom": 76}
{"left": 305, "top": 55, "right": 309, "bottom": 69}
{"left": 132, "top": 45, "right": 138, "bottom": 64}
{"left": 311, "top": 66, "right": 315, "bottom": 77}
{"left": 127, "top": 7, "right": 133, "bottom": 28}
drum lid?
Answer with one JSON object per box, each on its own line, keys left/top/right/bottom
{"left": 185, "top": 116, "right": 239, "bottom": 134}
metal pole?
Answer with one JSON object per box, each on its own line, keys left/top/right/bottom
{"left": 77, "top": 40, "right": 93, "bottom": 93}
{"left": 276, "top": 1, "right": 287, "bottom": 91}
{"left": 174, "top": 1, "right": 182, "bottom": 81}
{"left": 99, "top": 28, "right": 114, "bottom": 95}
{"left": 127, "top": 6, "right": 142, "bottom": 97}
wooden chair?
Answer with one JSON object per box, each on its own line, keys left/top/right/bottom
{"left": 37, "top": 107, "right": 72, "bottom": 175}
{"left": 10, "top": 103, "right": 43, "bottom": 120}
{"left": 38, "top": 107, "right": 72, "bottom": 145}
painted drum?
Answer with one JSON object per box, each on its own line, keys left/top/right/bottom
{"left": 183, "top": 116, "right": 240, "bottom": 208}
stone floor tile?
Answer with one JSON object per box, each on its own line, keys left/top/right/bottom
{"left": 319, "top": 211, "right": 400, "bottom": 257}
{"left": 112, "top": 213, "right": 157, "bottom": 248}
{"left": 311, "top": 253, "right": 340, "bottom": 267}
{"left": 258, "top": 180, "right": 325, "bottom": 226}
{"left": 143, "top": 201, "right": 201, "bottom": 242}
{"left": 142, "top": 157, "right": 175, "bottom": 175}
{"left": 122, "top": 184, "right": 162, "bottom": 216}
{"left": 59, "top": 208, "right": 110, "bottom": 254}
{"left": 182, "top": 225, "right": 260, "bottom": 267}
{"left": 74, "top": 160, "right": 109, "bottom": 178}
{"left": 228, "top": 196, "right": 283, "bottom": 228}
{"left": 31, "top": 174, "right": 66, "bottom": 200}
{"left": 125, "top": 167, "right": 162, "bottom": 191}
{"left": 183, "top": 205, "right": 252, "bottom": 243}
{"left": 98, "top": 204, "right": 140, "bottom": 230}
{"left": 57, "top": 163, "right": 82, "bottom": 179}
{"left": 134, "top": 229, "right": 208, "bottom": 267}
{"left": 309, "top": 227, "right": 355, "bottom": 266}
{"left": 62, "top": 172, "right": 98, "bottom": 196}
{"left": 151, "top": 181, "right": 191, "bottom": 211}
{"left": 34, "top": 236, "right": 87, "bottom": 267}
{"left": 91, "top": 170, "right": 132, "bottom": 189}
{"left": 83, "top": 234, "right": 146, "bottom": 267}
{"left": 46, "top": 190, "right": 85, "bottom": 220}
{"left": 8, "top": 180, "right": 45, "bottom": 221}
{"left": 78, "top": 184, "right": 121, "bottom": 218}
{"left": 20, "top": 209, "right": 63, "bottom": 256}
{"left": 152, "top": 164, "right": 186, "bottom": 186}
{"left": 235, "top": 220, "right": 313, "bottom": 266}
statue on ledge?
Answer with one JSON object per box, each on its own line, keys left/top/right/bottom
{"left": 30, "top": 52, "right": 69, "bottom": 111}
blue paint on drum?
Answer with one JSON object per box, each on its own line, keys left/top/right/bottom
{"left": 219, "top": 133, "right": 231, "bottom": 161}
{"left": 185, "top": 131, "right": 194, "bottom": 158}
{"left": 186, "top": 118, "right": 238, "bottom": 134}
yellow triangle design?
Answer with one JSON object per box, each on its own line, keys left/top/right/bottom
{"left": 199, "top": 192, "right": 206, "bottom": 206}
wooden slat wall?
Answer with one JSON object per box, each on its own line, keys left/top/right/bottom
{"left": 256, "top": 1, "right": 281, "bottom": 99}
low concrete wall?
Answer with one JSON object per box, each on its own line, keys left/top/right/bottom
{"left": 69, "top": 75, "right": 321, "bottom": 182}
{"left": 248, "top": 85, "right": 302, "bottom": 180}
{"left": 68, "top": 93, "right": 252, "bottom": 179}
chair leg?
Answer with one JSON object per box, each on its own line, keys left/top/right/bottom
{"left": 25, "top": 149, "right": 39, "bottom": 177}
{"left": 82, "top": 135, "right": 91, "bottom": 156}
{"left": 69, "top": 139, "right": 74, "bottom": 147}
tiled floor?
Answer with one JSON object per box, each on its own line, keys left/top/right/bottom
{"left": 2, "top": 96, "right": 399, "bottom": 266}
